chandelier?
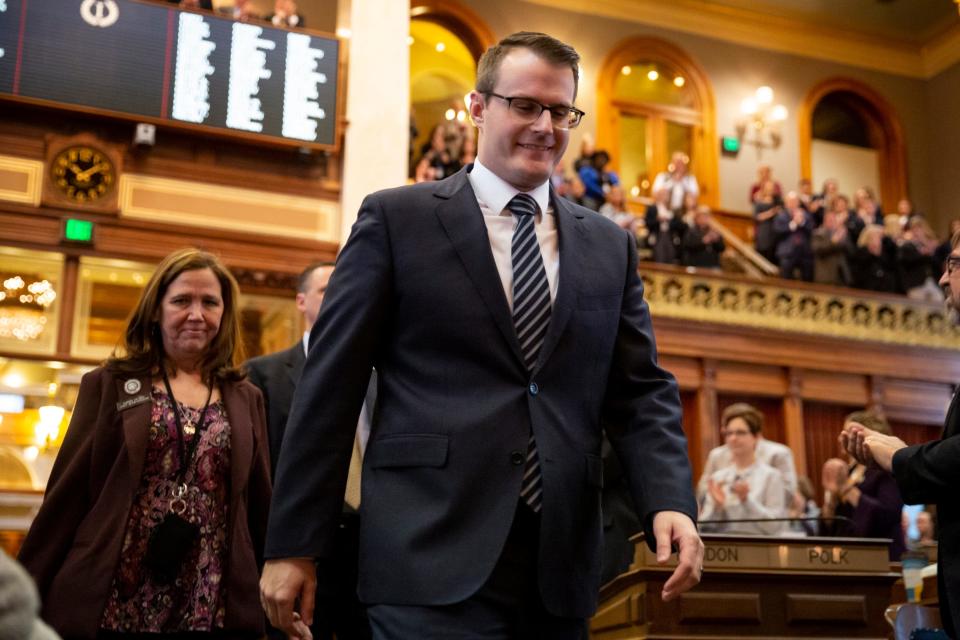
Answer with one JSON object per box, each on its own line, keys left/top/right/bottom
{"left": 0, "top": 275, "right": 57, "bottom": 342}
{"left": 736, "top": 86, "right": 788, "bottom": 149}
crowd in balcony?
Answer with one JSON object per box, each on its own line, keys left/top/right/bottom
{"left": 167, "top": 0, "right": 306, "bottom": 28}
{"left": 411, "top": 117, "right": 477, "bottom": 184}
{"left": 554, "top": 145, "right": 726, "bottom": 270}
{"left": 410, "top": 112, "right": 952, "bottom": 301}
{"left": 751, "top": 165, "right": 952, "bottom": 301}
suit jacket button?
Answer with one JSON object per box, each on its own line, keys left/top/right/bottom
{"left": 528, "top": 382, "right": 539, "bottom": 396}
{"left": 510, "top": 450, "right": 524, "bottom": 465}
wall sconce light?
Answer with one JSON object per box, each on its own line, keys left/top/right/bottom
{"left": 736, "top": 86, "right": 788, "bottom": 149}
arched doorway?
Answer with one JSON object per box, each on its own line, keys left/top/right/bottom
{"left": 799, "top": 78, "right": 907, "bottom": 210}
{"left": 597, "top": 37, "right": 718, "bottom": 207}
{"left": 408, "top": 1, "right": 494, "bottom": 180}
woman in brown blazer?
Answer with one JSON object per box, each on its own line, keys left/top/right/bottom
{"left": 19, "top": 248, "right": 272, "bottom": 639}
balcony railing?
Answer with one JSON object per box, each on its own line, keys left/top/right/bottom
{"left": 640, "top": 262, "right": 960, "bottom": 351}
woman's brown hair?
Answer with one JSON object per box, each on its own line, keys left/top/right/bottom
{"left": 106, "top": 248, "right": 246, "bottom": 381}
{"left": 721, "top": 402, "right": 764, "bottom": 435}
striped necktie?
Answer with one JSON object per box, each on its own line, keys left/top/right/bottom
{"left": 508, "top": 193, "right": 551, "bottom": 512}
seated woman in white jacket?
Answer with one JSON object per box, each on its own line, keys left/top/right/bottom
{"left": 699, "top": 404, "right": 787, "bottom": 535}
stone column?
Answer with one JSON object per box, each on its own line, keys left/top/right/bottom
{"left": 337, "top": 0, "right": 410, "bottom": 248}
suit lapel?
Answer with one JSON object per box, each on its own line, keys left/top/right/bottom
{"left": 435, "top": 169, "right": 526, "bottom": 368}
{"left": 286, "top": 343, "right": 305, "bottom": 386}
{"left": 118, "top": 375, "right": 152, "bottom": 489}
{"left": 943, "top": 385, "right": 960, "bottom": 438}
{"left": 534, "top": 192, "right": 585, "bottom": 374}
{"left": 223, "top": 382, "right": 252, "bottom": 503}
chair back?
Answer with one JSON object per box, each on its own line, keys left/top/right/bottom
{"left": 893, "top": 604, "right": 943, "bottom": 640}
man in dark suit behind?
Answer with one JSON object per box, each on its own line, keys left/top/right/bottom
{"left": 246, "top": 262, "right": 371, "bottom": 640}
{"left": 247, "top": 262, "right": 333, "bottom": 475}
{"left": 842, "top": 233, "right": 960, "bottom": 639}
{"left": 261, "top": 31, "right": 703, "bottom": 639}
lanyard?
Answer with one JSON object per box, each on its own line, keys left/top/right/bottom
{"left": 161, "top": 370, "right": 213, "bottom": 512}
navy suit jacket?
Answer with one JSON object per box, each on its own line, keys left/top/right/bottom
{"left": 265, "top": 167, "right": 696, "bottom": 617}
{"left": 246, "top": 342, "right": 305, "bottom": 477}
{"left": 773, "top": 208, "right": 814, "bottom": 260}
{"left": 893, "top": 388, "right": 960, "bottom": 638}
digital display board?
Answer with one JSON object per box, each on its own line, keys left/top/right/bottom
{"left": 0, "top": 0, "right": 341, "bottom": 149}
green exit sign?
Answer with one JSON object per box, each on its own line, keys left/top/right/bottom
{"left": 721, "top": 136, "right": 741, "bottom": 155}
{"left": 64, "top": 219, "right": 93, "bottom": 242}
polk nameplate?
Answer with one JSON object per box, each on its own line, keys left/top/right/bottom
{"left": 632, "top": 534, "right": 891, "bottom": 574}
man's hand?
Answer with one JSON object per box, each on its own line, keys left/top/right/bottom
{"left": 840, "top": 422, "right": 908, "bottom": 472}
{"left": 260, "top": 558, "right": 317, "bottom": 640}
{"left": 653, "top": 510, "right": 703, "bottom": 602}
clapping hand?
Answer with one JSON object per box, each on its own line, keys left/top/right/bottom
{"left": 731, "top": 478, "right": 750, "bottom": 502}
{"left": 840, "top": 421, "right": 908, "bottom": 472}
{"left": 821, "top": 458, "right": 847, "bottom": 495}
{"left": 707, "top": 478, "right": 726, "bottom": 507}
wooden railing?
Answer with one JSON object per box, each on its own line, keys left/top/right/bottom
{"left": 639, "top": 261, "right": 959, "bottom": 350}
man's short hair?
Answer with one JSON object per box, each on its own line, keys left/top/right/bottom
{"left": 297, "top": 261, "right": 335, "bottom": 293}
{"left": 476, "top": 31, "right": 580, "bottom": 100}
{"left": 721, "top": 402, "right": 764, "bottom": 435}
{"left": 951, "top": 229, "right": 960, "bottom": 251}
{"left": 844, "top": 409, "right": 892, "bottom": 436}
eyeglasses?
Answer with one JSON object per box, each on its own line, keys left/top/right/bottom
{"left": 484, "top": 92, "right": 585, "bottom": 130}
{"left": 946, "top": 256, "right": 960, "bottom": 275}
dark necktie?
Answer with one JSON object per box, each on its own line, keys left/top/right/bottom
{"left": 508, "top": 193, "right": 551, "bottom": 512}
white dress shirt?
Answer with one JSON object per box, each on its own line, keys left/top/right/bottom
{"left": 467, "top": 160, "right": 560, "bottom": 311}
{"left": 652, "top": 171, "right": 700, "bottom": 211}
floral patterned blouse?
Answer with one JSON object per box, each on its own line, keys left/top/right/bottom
{"left": 100, "top": 387, "right": 232, "bottom": 633}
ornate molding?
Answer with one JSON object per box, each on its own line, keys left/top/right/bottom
{"left": 118, "top": 173, "right": 340, "bottom": 243}
{"left": 0, "top": 155, "right": 43, "bottom": 206}
{"left": 230, "top": 267, "right": 300, "bottom": 292}
{"left": 642, "top": 268, "right": 960, "bottom": 350}
{"left": 523, "top": 0, "right": 960, "bottom": 79}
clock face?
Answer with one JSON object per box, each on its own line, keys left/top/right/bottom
{"left": 50, "top": 146, "right": 115, "bottom": 204}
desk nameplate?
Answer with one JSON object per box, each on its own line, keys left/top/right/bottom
{"left": 631, "top": 534, "right": 892, "bottom": 574}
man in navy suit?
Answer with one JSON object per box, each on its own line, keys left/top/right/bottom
{"left": 261, "top": 31, "right": 703, "bottom": 639}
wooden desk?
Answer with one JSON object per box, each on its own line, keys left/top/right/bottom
{"left": 592, "top": 534, "right": 899, "bottom": 639}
